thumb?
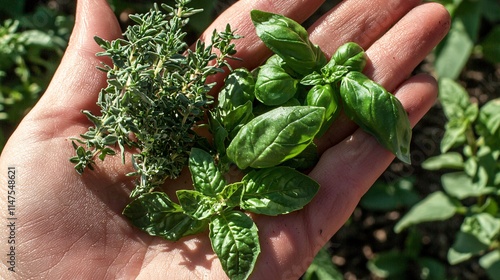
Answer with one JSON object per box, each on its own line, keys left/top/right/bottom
{"left": 27, "top": 0, "right": 121, "bottom": 124}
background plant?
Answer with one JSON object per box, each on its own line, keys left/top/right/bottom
{"left": 0, "top": 0, "right": 72, "bottom": 150}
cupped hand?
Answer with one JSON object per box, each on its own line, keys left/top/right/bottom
{"left": 0, "top": 0, "right": 450, "bottom": 279}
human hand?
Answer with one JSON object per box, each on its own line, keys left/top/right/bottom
{"left": 0, "top": 0, "right": 450, "bottom": 279}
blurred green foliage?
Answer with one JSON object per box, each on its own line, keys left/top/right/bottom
{"left": 395, "top": 79, "right": 500, "bottom": 280}
{"left": 431, "top": 0, "right": 500, "bottom": 79}
{"left": 0, "top": 1, "right": 73, "bottom": 150}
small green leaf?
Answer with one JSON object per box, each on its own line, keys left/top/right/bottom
{"left": 218, "top": 68, "right": 255, "bottom": 111}
{"left": 227, "top": 106, "right": 324, "bottom": 169}
{"left": 434, "top": 17, "right": 475, "bottom": 79}
{"left": 218, "top": 182, "right": 244, "bottom": 208}
{"left": 438, "top": 78, "right": 472, "bottom": 121}
{"left": 255, "top": 64, "right": 298, "bottom": 106}
{"left": 209, "top": 115, "right": 229, "bottom": 154}
{"left": 416, "top": 257, "right": 447, "bottom": 280}
{"left": 440, "top": 118, "right": 468, "bottom": 153}
{"left": 176, "top": 190, "right": 222, "bottom": 220}
{"left": 300, "top": 72, "right": 323, "bottom": 86}
{"left": 123, "top": 192, "right": 207, "bottom": 241}
{"left": 302, "top": 245, "right": 343, "bottom": 280}
{"left": 394, "top": 191, "right": 457, "bottom": 233}
{"left": 250, "top": 10, "right": 326, "bottom": 76}
{"left": 441, "top": 172, "right": 494, "bottom": 199}
{"left": 320, "top": 42, "right": 366, "bottom": 83}
{"left": 340, "top": 71, "right": 412, "bottom": 163}
{"left": 471, "top": 146, "right": 500, "bottom": 189}
{"left": 479, "top": 250, "right": 500, "bottom": 280}
{"left": 222, "top": 101, "right": 254, "bottom": 138}
{"left": 463, "top": 213, "right": 500, "bottom": 247}
{"left": 241, "top": 166, "right": 319, "bottom": 215}
{"left": 360, "top": 178, "right": 419, "bottom": 211}
{"left": 306, "top": 84, "right": 341, "bottom": 136}
{"left": 367, "top": 251, "right": 409, "bottom": 278}
{"left": 448, "top": 213, "right": 500, "bottom": 265}
{"left": 330, "top": 42, "right": 366, "bottom": 72}
{"left": 481, "top": 26, "right": 500, "bottom": 64}
{"left": 421, "top": 152, "right": 464, "bottom": 170}
{"left": 476, "top": 98, "right": 500, "bottom": 149}
{"left": 189, "top": 148, "right": 226, "bottom": 196}
{"left": 210, "top": 211, "right": 260, "bottom": 280}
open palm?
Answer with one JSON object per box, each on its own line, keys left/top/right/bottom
{"left": 0, "top": 0, "right": 450, "bottom": 279}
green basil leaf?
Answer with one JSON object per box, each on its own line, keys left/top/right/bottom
{"left": 218, "top": 182, "right": 244, "bottom": 208}
{"left": 189, "top": 148, "right": 226, "bottom": 196}
{"left": 421, "top": 152, "right": 465, "bottom": 170}
{"left": 227, "top": 106, "right": 325, "bottom": 169}
{"left": 330, "top": 42, "right": 366, "bottom": 72}
{"left": 394, "top": 191, "right": 457, "bottom": 233}
{"left": 300, "top": 72, "right": 324, "bottom": 86}
{"left": 280, "top": 142, "right": 319, "bottom": 170}
{"left": 438, "top": 78, "right": 472, "bottom": 121}
{"left": 440, "top": 118, "right": 468, "bottom": 153}
{"left": 255, "top": 64, "right": 298, "bottom": 106}
{"left": 209, "top": 114, "right": 229, "bottom": 155}
{"left": 241, "top": 166, "right": 320, "bottom": 215}
{"left": 123, "top": 192, "right": 207, "bottom": 241}
{"left": 218, "top": 68, "right": 255, "bottom": 112}
{"left": 251, "top": 10, "right": 326, "bottom": 76}
{"left": 340, "top": 71, "right": 412, "bottom": 164}
{"left": 177, "top": 190, "right": 222, "bottom": 220}
{"left": 306, "top": 84, "right": 341, "bottom": 136}
{"left": 252, "top": 97, "right": 301, "bottom": 117}
{"left": 313, "top": 42, "right": 366, "bottom": 84}
{"left": 448, "top": 213, "right": 500, "bottom": 265}
{"left": 210, "top": 211, "right": 260, "bottom": 280}
{"left": 476, "top": 98, "right": 500, "bottom": 149}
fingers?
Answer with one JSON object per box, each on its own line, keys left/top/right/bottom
{"left": 26, "top": 0, "right": 121, "bottom": 124}
{"left": 363, "top": 3, "right": 451, "bottom": 91}
{"left": 308, "top": 0, "right": 421, "bottom": 53}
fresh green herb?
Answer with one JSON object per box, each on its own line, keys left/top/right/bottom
{"left": 70, "top": 3, "right": 412, "bottom": 279}
{"left": 340, "top": 71, "right": 412, "bottom": 164}
{"left": 226, "top": 106, "right": 325, "bottom": 169}
{"left": 395, "top": 78, "right": 500, "bottom": 279}
{"left": 69, "top": 1, "right": 239, "bottom": 197}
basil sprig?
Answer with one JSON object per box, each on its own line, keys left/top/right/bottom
{"left": 250, "top": 12, "right": 412, "bottom": 164}
{"left": 340, "top": 72, "right": 412, "bottom": 163}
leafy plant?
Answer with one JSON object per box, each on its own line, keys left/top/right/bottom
{"left": 395, "top": 78, "right": 500, "bottom": 280}
{"left": 368, "top": 228, "right": 446, "bottom": 280}
{"left": 70, "top": 2, "right": 413, "bottom": 279}
{"left": 353, "top": 177, "right": 446, "bottom": 279}
{"left": 302, "top": 244, "right": 343, "bottom": 280}
{"left": 430, "top": 0, "right": 500, "bottom": 79}
{"left": 0, "top": 5, "right": 72, "bottom": 150}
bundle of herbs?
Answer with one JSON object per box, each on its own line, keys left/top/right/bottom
{"left": 70, "top": 1, "right": 411, "bottom": 279}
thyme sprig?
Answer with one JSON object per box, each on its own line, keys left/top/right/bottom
{"left": 70, "top": 1, "right": 239, "bottom": 197}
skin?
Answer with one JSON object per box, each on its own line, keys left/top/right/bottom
{"left": 0, "top": 0, "right": 450, "bottom": 279}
